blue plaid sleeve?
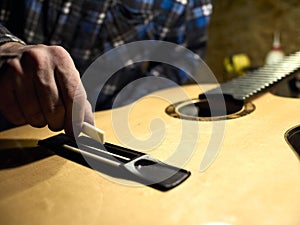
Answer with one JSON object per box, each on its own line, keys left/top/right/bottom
{"left": 0, "top": 24, "right": 26, "bottom": 45}
{"left": 0, "top": 0, "right": 213, "bottom": 110}
{"left": 136, "top": 0, "right": 213, "bottom": 84}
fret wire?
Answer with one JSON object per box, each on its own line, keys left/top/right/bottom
{"left": 213, "top": 50, "right": 300, "bottom": 100}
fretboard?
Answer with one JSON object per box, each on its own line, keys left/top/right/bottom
{"left": 207, "top": 51, "right": 300, "bottom": 100}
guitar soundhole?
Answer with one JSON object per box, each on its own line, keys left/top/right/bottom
{"left": 165, "top": 94, "right": 255, "bottom": 121}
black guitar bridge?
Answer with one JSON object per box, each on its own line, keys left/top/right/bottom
{"left": 38, "top": 134, "right": 191, "bottom": 191}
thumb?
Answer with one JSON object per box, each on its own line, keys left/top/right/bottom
{"left": 84, "top": 100, "right": 94, "bottom": 126}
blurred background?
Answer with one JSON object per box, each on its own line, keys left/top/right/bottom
{"left": 205, "top": 0, "right": 300, "bottom": 82}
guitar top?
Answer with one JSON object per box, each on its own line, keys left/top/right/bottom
{"left": 1, "top": 52, "right": 300, "bottom": 224}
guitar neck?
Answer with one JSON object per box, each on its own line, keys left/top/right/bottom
{"left": 207, "top": 51, "right": 300, "bottom": 100}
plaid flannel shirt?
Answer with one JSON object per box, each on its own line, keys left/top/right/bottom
{"left": 0, "top": 0, "right": 212, "bottom": 109}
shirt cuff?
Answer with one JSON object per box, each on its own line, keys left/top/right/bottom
{"left": 0, "top": 33, "right": 26, "bottom": 46}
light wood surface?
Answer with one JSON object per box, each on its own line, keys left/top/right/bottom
{"left": 0, "top": 84, "right": 300, "bottom": 225}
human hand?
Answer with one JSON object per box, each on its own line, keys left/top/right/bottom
{"left": 0, "top": 42, "right": 94, "bottom": 136}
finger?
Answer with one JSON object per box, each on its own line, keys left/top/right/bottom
{"left": 0, "top": 91, "right": 26, "bottom": 126}
{"left": 0, "top": 86, "right": 26, "bottom": 126}
{"left": 84, "top": 100, "right": 94, "bottom": 125}
{"left": 64, "top": 85, "right": 94, "bottom": 136}
{"left": 12, "top": 58, "right": 47, "bottom": 128}
{"left": 71, "top": 91, "right": 94, "bottom": 136}
{"left": 51, "top": 47, "right": 85, "bottom": 136}
{"left": 32, "top": 66, "right": 65, "bottom": 132}
{"left": 65, "top": 81, "right": 87, "bottom": 136}
{"left": 20, "top": 46, "right": 66, "bottom": 131}
{"left": 0, "top": 66, "right": 26, "bottom": 125}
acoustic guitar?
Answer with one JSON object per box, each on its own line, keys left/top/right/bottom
{"left": 0, "top": 52, "right": 300, "bottom": 225}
